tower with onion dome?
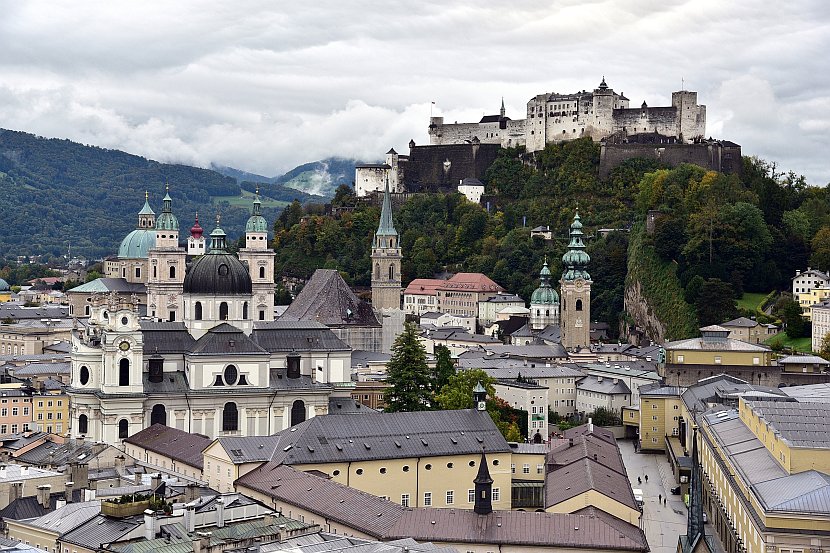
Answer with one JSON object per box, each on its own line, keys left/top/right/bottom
{"left": 559, "top": 210, "right": 592, "bottom": 350}
{"left": 187, "top": 213, "right": 206, "bottom": 255}
{"left": 237, "top": 188, "right": 276, "bottom": 322}
{"left": 146, "top": 185, "right": 187, "bottom": 321}
{"left": 530, "top": 257, "right": 559, "bottom": 330}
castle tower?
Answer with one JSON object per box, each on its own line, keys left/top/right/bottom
{"left": 187, "top": 213, "right": 206, "bottom": 255}
{"left": 591, "top": 76, "right": 616, "bottom": 138}
{"left": 237, "top": 189, "right": 276, "bottom": 322}
{"left": 559, "top": 211, "right": 591, "bottom": 350}
{"left": 530, "top": 257, "right": 560, "bottom": 330}
{"left": 371, "top": 181, "right": 402, "bottom": 311}
{"left": 146, "top": 186, "right": 186, "bottom": 321}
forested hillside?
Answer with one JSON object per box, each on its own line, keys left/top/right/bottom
{"left": 0, "top": 129, "right": 295, "bottom": 260}
{"left": 273, "top": 138, "right": 830, "bottom": 340}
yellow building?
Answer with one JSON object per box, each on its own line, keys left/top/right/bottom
{"left": 0, "top": 318, "right": 73, "bottom": 356}
{"left": 721, "top": 317, "right": 778, "bottom": 344}
{"left": 798, "top": 287, "right": 830, "bottom": 321}
{"left": 32, "top": 392, "right": 69, "bottom": 434}
{"left": 0, "top": 279, "right": 11, "bottom": 302}
{"left": 638, "top": 384, "right": 684, "bottom": 452}
{"left": 696, "top": 395, "right": 830, "bottom": 553}
{"left": 203, "top": 435, "right": 282, "bottom": 493}
{"left": 665, "top": 326, "right": 773, "bottom": 367}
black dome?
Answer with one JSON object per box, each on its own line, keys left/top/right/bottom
{"left": 183, "top": 253, "right": 252, "bottom": 295}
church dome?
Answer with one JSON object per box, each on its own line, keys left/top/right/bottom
{"left": 0, "top": 278, "right": 10, "bottom": 291}
{"left": 118, "top": 229, "right": 157, "bottom": 259}
{"left": 183, "top": 225, "right": 252, "bottom": 295}
{"left": 531, "top": 285, "right": 559, "bottom": 305}
{"left": 190, "top": 214, "right": 204, "bottom": 239}
{"left": 245, "top": 195, "right": 268, "bottom": 233}
{"left": 155, "top": 191, "right": 179, "bottom": 231}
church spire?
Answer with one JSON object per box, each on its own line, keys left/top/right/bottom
{"left": 155, "top": 184, "right": 179, "bottom": 232}
{"left": 473, "top": 450, "right": 494, "bottom": 515}
{"left": 209, "top": 215, "right": 227, "bottom": 252}
{"left": 561, "top": 210, "right": 591, "bottom": 281}
{"left": 376, "top": 179, "right": 397, "bottom": 238}
{"left": 500, "top": 97, "right": 506, "bottom": 119}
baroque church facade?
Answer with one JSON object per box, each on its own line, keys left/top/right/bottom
{"left": 68, "top": 192, "right": 352, "bottom": 443}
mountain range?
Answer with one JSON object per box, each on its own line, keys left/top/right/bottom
{"left": 0, "top": 128, "right": 365, "bottom": 260}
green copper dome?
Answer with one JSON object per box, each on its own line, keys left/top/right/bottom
{"left": 155, "top": 191, "right": 179, "bottom": 231}
{"left": 246, "top": 194, "right": 268, "bottom": 233}
{"left": 118, "top": 229, "right": 157, "bottom": 259}
{"left": 138, "top": 197, "right": 155, "bottom": 216}
{"left": 561, "top": 211, "right": 591, "bottom": 281}
{"left": 530, "top": 260, "right": 559, "bottom": 304}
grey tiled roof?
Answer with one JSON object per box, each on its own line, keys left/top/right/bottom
{"left": 484, "top": 344, "right": 568, "bottom": 358}
{"left": 545, "top": 457, "right": 638, "bottom": 512}
{"left": 252, "top": 321, "right": 351, "bottom": 352}
{"left": 215, "top": 435, "right": 283, "bottom": 464}
{"left": 61, "top": 514, "right": 141, "bottom": 548}
{"left": 681, "top": 374, "right": 786, "bottom": 414}
{"left": 141, "top": 369, "right": 330, "bottom": 395}
{"left": 744, "top": 399, "right": 830, "bottom": 448}
{"left": 638, "top": 383, "right": 685, "bottom": 397}
{"left": 778, "top": 355, "right": 830, "bottom": 366}
{"left": 67, "top": 277, "right": 145, "bottom": 294}
{"left": 190, "top": 323, "right": 268, "bottom": 355}
{"left": 140, "top": 321, "right": 196, "bottom": 354}
{"left": 11, "top": 362, "right": 70, "bottom": 376}
{"left": 124, "top": 424, "right": 211, "bottom": 470}
{"left": 15, "top": 439, "right": 107, "bottom": 467}
{"left": 270, "top": 410, "right": 510, "bottom": 466}
{"left": 577, "top": 376, "right": 631, "bottom": 395}
{"left": 753, "top": 470, "right": 830, "bottom": 513}
{"left": 281, "top": 269, "right": 380, "bottom": 327}
{"left": 28, "top": 500, "right": 101, "bottom": 533}
{"left": 665, "top": 336, "right": 769, "bottom": 352}
{"left": 721, "top": 317, "right": 758, "bottom": 328}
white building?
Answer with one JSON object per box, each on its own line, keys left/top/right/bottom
{"left": 576, "top": 375, "right": 631, "bottom": 415}
{"left": 812, "top": 299, "right": 830, "bottom": 352}
{"left": 492, "top": 379, "right": 549, "bottom": 441}
{"left": 457, "top": 178, "right": 485, "bottom": 204}
{"left": 403, "top": 279, "right": 444, "bottom": 316}
{"left": 478, "top": 293, "right": 525, "bottom": 326}
{"left": 792, "top": 268, "right": 830, "bottom": 295}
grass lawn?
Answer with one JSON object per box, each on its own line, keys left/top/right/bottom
{"left": 764, "top": 332, "right": 813, "bottom": 353}
{"left": 736, "top": 292, "right": 770, "bottom": 312}
{"left": 213, "top": 189, "right": 288, "bottom": 209}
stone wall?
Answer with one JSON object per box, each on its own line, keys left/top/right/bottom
{"left": 623, "top": 279, "right": 667, "bottom": 344}
{"left": 400, "top": 143, "right": 500, "bottom": 192}
{"left": 599, "top": 141, "right": 742, "bottom": 179}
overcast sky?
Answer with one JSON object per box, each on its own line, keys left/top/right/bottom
{"left": 1, "top": 1, "right": 828, "bottom": 184}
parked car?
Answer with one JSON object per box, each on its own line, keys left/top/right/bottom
{"left": 671, "top": 485, "right": 682, "bottom": 495}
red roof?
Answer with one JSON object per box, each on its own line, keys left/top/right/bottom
{"left": 403, "top": 278, "right": 446, "bottom": 296}
{"left": 437, "top": 273, "right": 504, "bottom": 293}
{"left": 27, "top": 277, "right": 63, "bottom": 285}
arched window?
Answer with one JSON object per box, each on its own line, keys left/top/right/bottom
{"left": 536, "top": 309, "right": 540, "bottom": 316}
{"left": 259, "top": 310, "right": 265, "bottom": 321}
{"left": 388, "top": 264, "right": 395, "bottom": 280}
{"left": 150, "top": 404, "right": 167, "bottom": 426}
{"left": 85, "top": 305, "right": 90, "bottom": 316}
{"left": 153, "top": 266, "right": 157, "bottom": 278}
{"left": 169, "top": 266, "right": 176, "bottom": 279}
{"left": 576, "top": 299, "right": 583, "bottom": 311}
{"left": 291, "top": 400, "right": 306, "bottom": 426}
{"left": 375, "top": 263, "right": 380, "bottom": 278}
{"left": 242, "top": 302, "right": 248, "bottom": 319}
{"left": 79, "top": 366, "right": 90, "bottom": 385}
{"left": 219, "top": 302, "right": 229, "bottom": 320}
{"left": 390, "top": 238, "right": 395, "bottom": 249}
{"left": 222, "top": 402, "right": 239, "bottom": 432}
{"left": 118, "top": 419, "right": 129, "bottom": 439}
{"left": 546, "top": 309, "right": 550, "bottom": 317}
{"left": 78, "top": 414, "right": 88, "bottom": 435}
{"left": 259, "top": 267, "right": 265, "bottom": 279}
{"left": 119, "top": 358, "right": 130, "bottom": 386}
{"left": 194, "top": 302, "right": 203, "bottom": 320}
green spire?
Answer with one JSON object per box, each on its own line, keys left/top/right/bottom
{"left": 561, "top": 210, "right": 591, "bottom": 281}
{"left": 209, "top": 214, "right": 227, "bottom": 252}
{"left": 138, "top": 191, "right": 155, "bottom": 216}
{"left": 376, "top": 180, "right": 397, "bottom": 237}
{"left": 531, "top": 257, "right": 559, "bottom": 305}
{"left": 245, "top": 185, "right": 268, "bottom": 233}
{"left": 155, "top": 184, "right": 179, "bottom": 231}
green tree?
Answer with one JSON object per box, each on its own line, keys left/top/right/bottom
{"left": 695, "top": 279, "right": 737, "bottom": 326}
{"left": 782, "top": 300, "right": 806, "bottom": 339}
{"left": 435, "top": 369, "right": 495, "bottom": 410}
{"left": 384, "top": 323, "right": 432, "bottom": 412}
{"left": 432, "top": 345, "right": 455, "bottom": 395}
{"left": 819, "top": 332, "right": 830, "bottom": 361}
{"left": 588, "top": 407, "right": 620, "bottom": 426}
{"left": 810, "top": 226, "right": 830, "bottom": 272}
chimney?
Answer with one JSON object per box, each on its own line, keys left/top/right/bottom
{"left": 151, "top": 473, "right": 162, "bottom": 491}
{"left": 70, "top": 463, "right": 89, "bottom": 489}
{"left": 8, "top": 481, "right": 22, "bottom": 504}
{"left": 37, "top": 484, "right": 51, "bottom": 508}
{"left": 0, "top": 465, "right": 7, "bottom": 478}
{"left": 65, "top": 481, "right": 74, "bottom": 503}
{"left": 588, "top": 418, "right": 594, "bottom": 433}
{"left": 184, "top": 483, "right": 200, "bottom": 502}
{"left": 115, "top": 455, "right": 125, "bottom": 474}
{"left": 84, "top": 488, "right": 96, "bottom": 502}
{"left": 192, "top": 535, "right": 210, "bottom": 553}
{"left": 144, "top": 509, "right": 156, "bottom": 540}
{"left": 135, "top": 471, "right": 143, "bottom": 486}
{"left": 56, "top": 497, "right": 66, "bottom": 510}
{"left": 215, "top": 497, "right": 225, "bottom": 528}
{"left": 568, "top": 438, "right": 573, "bottom": 448}
{"left": 185, "top": 503, "right": 196, "bottom": 533}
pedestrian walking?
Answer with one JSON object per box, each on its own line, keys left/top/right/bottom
{"left": 644, "top": 474, "right": 649, "bottom": 482}
{"left": 638, "top": 476, "right": 642, "bottom": 485}
{"left": 664, "top": 497, "right": 667, "bottom": 506}
{"left": 659, "top": 493, "right": 662, "bottom": 503}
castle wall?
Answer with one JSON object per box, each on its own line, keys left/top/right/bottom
{"left": 400, "top": 143, "right": 500, "bottom": 191}
{"left": 428, "top": 117, "right": 504, "bottom": 146}
{"left": 355, "top": 165, "right": 391, "bottom": 197}
{"left": 599, "top": 142, "right": 742, "bottom": 178}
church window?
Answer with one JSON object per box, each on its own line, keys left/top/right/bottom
{"left": 536, "top": 309, "right": 540, "bottom": 316}
{"left": 222, "top": 402, "right": 239, "bottom": 432}
{"left": 118, "top": 419, "right": 129, "bottom": 439}
{"left": 169, "top": 266, "right": 176, "bottom": 279}
{"left": 218, "top": 264, "right": 229, "bottom": 276}
{"left": 389, "top": 264, "right": 395, "bottom": 280}
{"left": 224, "top": 365, "right": 238, "bottom": 386}
{"left": 119, "top": 359, "right": 130, "bottom": 386}
{"left": 168, "top": 310, "right": 175, "bottom": 322}
{"left": 135, "top": 267, "right": 141, "bottom": 279}
{"left": 291, "top": 400, "right": 306, "bottom": 426}
{"left": 85, "top": 305, "right": 90, "bottom": 316}
{"left": 194, "top": 302, "right": 203, "bottom": 320}
{"left": 78, "top": 414, "right": 88, "bottom": 434}
{"left": 259, "top": 267, "right": 265, "bottom": 279}
{"left": 576, "top": 299, "right": 583, "bottom": 311}
{"left": 375, "top": 263, "right": 380, "bottom": 278}
{"left": 242, "top": 302, "right": 248, "bottom": 320}
{"left": 79, "top": 366, "right": 90, "bottom": 385}
{"left": 153, "top": 266, "right": 157, "bottom": 278}
{"left": 259, "top": 310, "right": 265, "bottom": 321}
{"left": 546, "top": 309, "right": 550, "bottom": 317}
{"left": 151, "top": 404, "right": 166, "bottom": 426}
{"left": 390, "top": 237, "right": 395, "bottom": 248}
{"left": 219, "top": 302, "right": 229, "bottom": 320}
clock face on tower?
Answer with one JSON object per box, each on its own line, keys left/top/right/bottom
{"left": 477, "top": 401, "right": 486, "bottom": 411}
{"left": 119, "top": 341, "right": 130, "bottom": 352}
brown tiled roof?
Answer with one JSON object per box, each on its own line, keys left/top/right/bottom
{"left": 436, "top": 273, "right": 504, "bottom": 293}
{"left": 124, "top": 424, "right": 211, "bottom": 470}
{"left": 548, "top": 434, "right": 626, "bottom": 475}
{"left": 237, "top": 465, "right": 647, "bottom": 550}
{"left": 403, "top": 279, "right": 446, "bottom": 296}
{"left": 545, "top": 457, "right": 639, "bottom": 512}
{"left": 563, "top": 423, "right": 617, "bottom": 445}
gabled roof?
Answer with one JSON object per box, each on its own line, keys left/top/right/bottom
{"left": 281, "top": 269, "right": 380, "bottom": 327}
{"left": 189, "top": 323, "right": 267, "bottom": 356}
{"left": 721, "top": 317, "right": 758, "bottom": 328}
{"left": 436, "top": 273, "right": 503, "bottom": 293}
{"left": 27, "top": 500, "right": 101, "bottom": 534}
{"left": 753, "top": 470, "right": 830, "bottom": 513}
{"left": 67, "top": 278, "right": 146, "bottom": 294}
{"left": 778, "top": 355, "right": 830, "bottom": 366}
{"left": 545, "top": 457, "right": 638, "bottom": 512}
{"left": 269, "top": 410, "right": 510, "bottom": 466}
{"left": 548, "top": 434, "right": 626, "bottom": 475}
{"left": 403, "top": 279, "right": 446, "bottom": 296}
{"left": 124, "top": 424, "right": 211, "bottom": 470}
{"left": 140, "top": 321, "right": 196, "bottom": 354}
{"left": 577, "top": 376, "right": 631, "bottom": 395}
{"left": 213, "top": 435, "right": 284, "bottom": 464}
{"left": 15, "top": 438, "right": 107, "bottom": 467}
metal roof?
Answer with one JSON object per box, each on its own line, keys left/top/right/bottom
{"left": 577, "top": 376, "right": 631, "bottom": 395}
{"left": 215, "top": 435, "right": 284, "bottom": 464}
{"left": 252, "top": 321, "right": 351, "bottom": 352}
{"left": 124, "top": 424, "right": 211, "bottom": 470}
{"left": 545, "top": 457, "right": 638, "bottom": 511}
{"left": 28, "top": 500, "right": 101, "bottom": 533}
{"left": 744, "top": 399, "right": 830, "bottom": 448}
{"left": 281, "top": 270, "right": 380, "bottom": 327}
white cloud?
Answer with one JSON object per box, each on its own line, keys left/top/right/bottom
{"left": 0, "top": 0, "right": 828, "bottom": 183}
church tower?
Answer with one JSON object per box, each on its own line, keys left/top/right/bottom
{"left": 371, "top": 181, "right": 402, "bottom": 311}
{"left": 530, "top": 257, "right": 560, "bottom": 330}
{"left": 237, "top": 189, "right": 276, "bottom": 322}
{"left": 187, "top": 213, "right": 206, "bottom": 255}
{"left": 146, "top": 186, "right": 186, "bottom": 321}
{"left": 559, "top": 211, "right": 591, "bottom": 350}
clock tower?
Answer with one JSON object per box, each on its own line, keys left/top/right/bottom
{"left": 559, "top": 211, "right": 592, "bottom": 350}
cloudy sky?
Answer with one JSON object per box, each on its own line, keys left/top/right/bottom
{"left": 1, "top": 1, "right": 828, "bottom": 184}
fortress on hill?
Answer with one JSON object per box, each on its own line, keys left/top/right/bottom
{"left": 428, "top": 77, "right": 706, "bottom": 150}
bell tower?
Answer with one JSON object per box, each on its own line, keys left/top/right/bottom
{"left": 559, "top": 210, "right": 592, "bottom": 350}
{"left": 147, "top": 185, "right": 186, "bottom": 321}
{"left": 371, "top": 181, "right": 402, "bottom": 311}
{"left": 237, "top": 188, "right": 276, "bottom": 322}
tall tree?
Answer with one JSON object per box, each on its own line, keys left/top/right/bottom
{"left": 431, "top": 344, "right": 455, "bottom": 395}
{"left": 810, "top": 226, "right": 830, "bottom": 273}
{"left": 435, "top": 369, "right": 523, "bottom": 441}
{"left": 695, "top": 279, "right": 738, "bottom": 326}
{"left": 384, "top": 323, "right": 433, "bottom": 412}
